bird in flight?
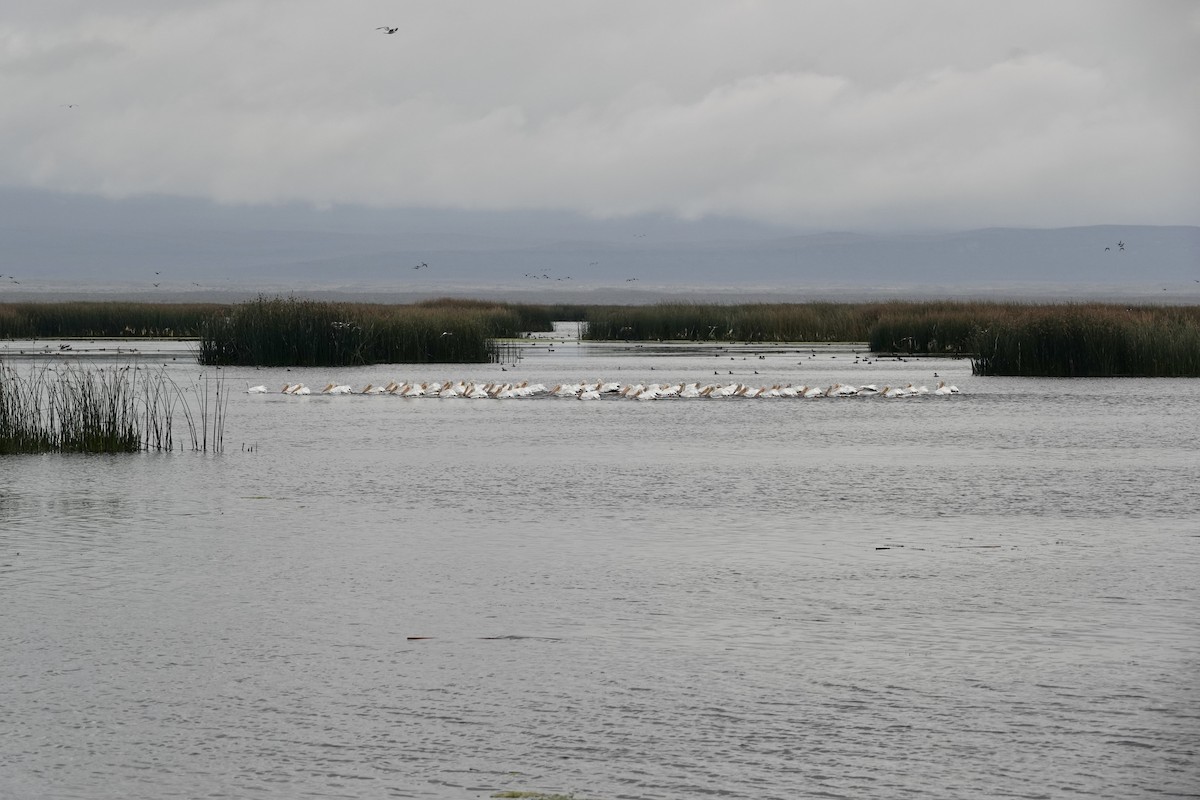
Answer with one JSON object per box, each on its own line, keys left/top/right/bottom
{"left": 1117, "top": 240, "right": 1125, "bottom": 251}
{"left": 376, "top": 26, "right": 399, "bottom": 34}
{"left": 413, "top": 262, "right": 428, "bottom": 270}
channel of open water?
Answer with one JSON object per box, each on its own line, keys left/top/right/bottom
{"left": 2, "top": 333, "right": 1198, "bottom": 799}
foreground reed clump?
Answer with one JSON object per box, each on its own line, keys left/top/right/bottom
{"left": 197, "top": 296, "right": 541, "bottom": 366}
{"left": 0, "top": 364, "right": 227, "bottom": 454}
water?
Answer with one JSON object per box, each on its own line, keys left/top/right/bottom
{"left": 2, "top": 336, "right": 1198, "bottom": 799}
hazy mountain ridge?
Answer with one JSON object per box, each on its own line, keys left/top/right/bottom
{"left": 1, "top": 188, "right": 1196, "bottom": 289}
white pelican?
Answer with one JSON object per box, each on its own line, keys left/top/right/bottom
{"left": 934, "top": 380, "right": 960, "bottom": 395}
{"left": 292, "top": 385, "right": 311, "bottom": 395}
{"left": 322, "top": 383, "right": 353, "bottom": 395}
{"left": 246, "top": 385, "right": 268, "bottom": 394}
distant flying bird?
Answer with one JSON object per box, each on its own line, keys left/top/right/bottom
{"left": 376, "top": 26, "right": 399, "bottom": 34}
{"left": 61, "top": 104, "right": 78, "bottom": 108}
{"left": 1105, "top": 247, "right": 1110, "bottom": 251}
{"left": 1117, "top": 240, "right": 1125, "bottom": 251}
{"left": 413, "top": 262, "right": 428, "bottom": 270}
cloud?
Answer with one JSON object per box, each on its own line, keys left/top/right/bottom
{"left": 1, "top": 0, "right": 1196, "bottom": 229}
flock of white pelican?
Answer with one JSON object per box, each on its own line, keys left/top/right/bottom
{"left": 248, "top": 380, "right": 962, "bottom": 399}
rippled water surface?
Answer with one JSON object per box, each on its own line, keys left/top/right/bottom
{"left": 2, "top": 338, "right": 1198, "bottom": 799}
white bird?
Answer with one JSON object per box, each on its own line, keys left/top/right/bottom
{"left": 323, "top": 383, "right": 354, "bottom": 395}
{"left": 246, "top": 384, "right": 268, "bottom": 394}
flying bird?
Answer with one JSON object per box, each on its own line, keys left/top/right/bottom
{"left": 413, "top": 262, "right": 428, "bottom": 270}
{"left": 1117, "top": 240, "right": 1125, "bottom": 251}
{"left": 376, "top": 26, "right": 399, "bottom": 34}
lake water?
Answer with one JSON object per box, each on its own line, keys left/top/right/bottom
{"left": 2, "top": 333, "right": 1198, "bottom": 799}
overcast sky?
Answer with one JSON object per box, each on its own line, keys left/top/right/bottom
{"left": 2, "top": 1, "right": 1198, "bottom": 231}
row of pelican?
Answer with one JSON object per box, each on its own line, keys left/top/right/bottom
{"left": 250, "top": 380, "right": 962, "bottom": 399}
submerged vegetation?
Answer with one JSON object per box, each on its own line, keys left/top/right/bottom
{"left": 4, "top": 298, "right": 1198, "bottom": 377}
{"left": 0, "top": 364, "right": 227, "bottom": 454}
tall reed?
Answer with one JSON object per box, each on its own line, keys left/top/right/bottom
{"left": 968, "top": 305, "right": 1200, "bottom": 377}
{"left": 197, "top": 296, "right": 525, "bottom": 366}
{"left": 0, "top": 364, "right": 227, "bottom": 454}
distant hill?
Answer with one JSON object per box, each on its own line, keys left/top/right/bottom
{"left": 0, "top": 187, "right": 1196, "bottom": 293}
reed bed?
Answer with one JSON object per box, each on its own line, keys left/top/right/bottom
{"left": 197, "top": 296, "right": 532, "bottom": 366}
{"left": 581, "top": 301, "right": 1200, "bottom": 377}
{"left": 0, "top": 364, "right": 227, "bottom": 454}
{"left": 581, "top": 302, "right": 884, "bottom": 342}
{"left": 0, "top": 301, "right": 225, "bottom": 338}
{"left": 7, "top": 298, "right": 1198, "bottom": 376}
{"left": 968, "top": 304, "right": 1200, "bottom": 377}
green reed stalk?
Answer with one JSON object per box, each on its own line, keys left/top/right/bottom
{"left": 0, "top": 364, "right": 227, "bottom": 454}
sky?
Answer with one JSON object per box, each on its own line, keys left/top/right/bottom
{"left": 1, "top": 0, "right": 1198, "bottom": 233}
